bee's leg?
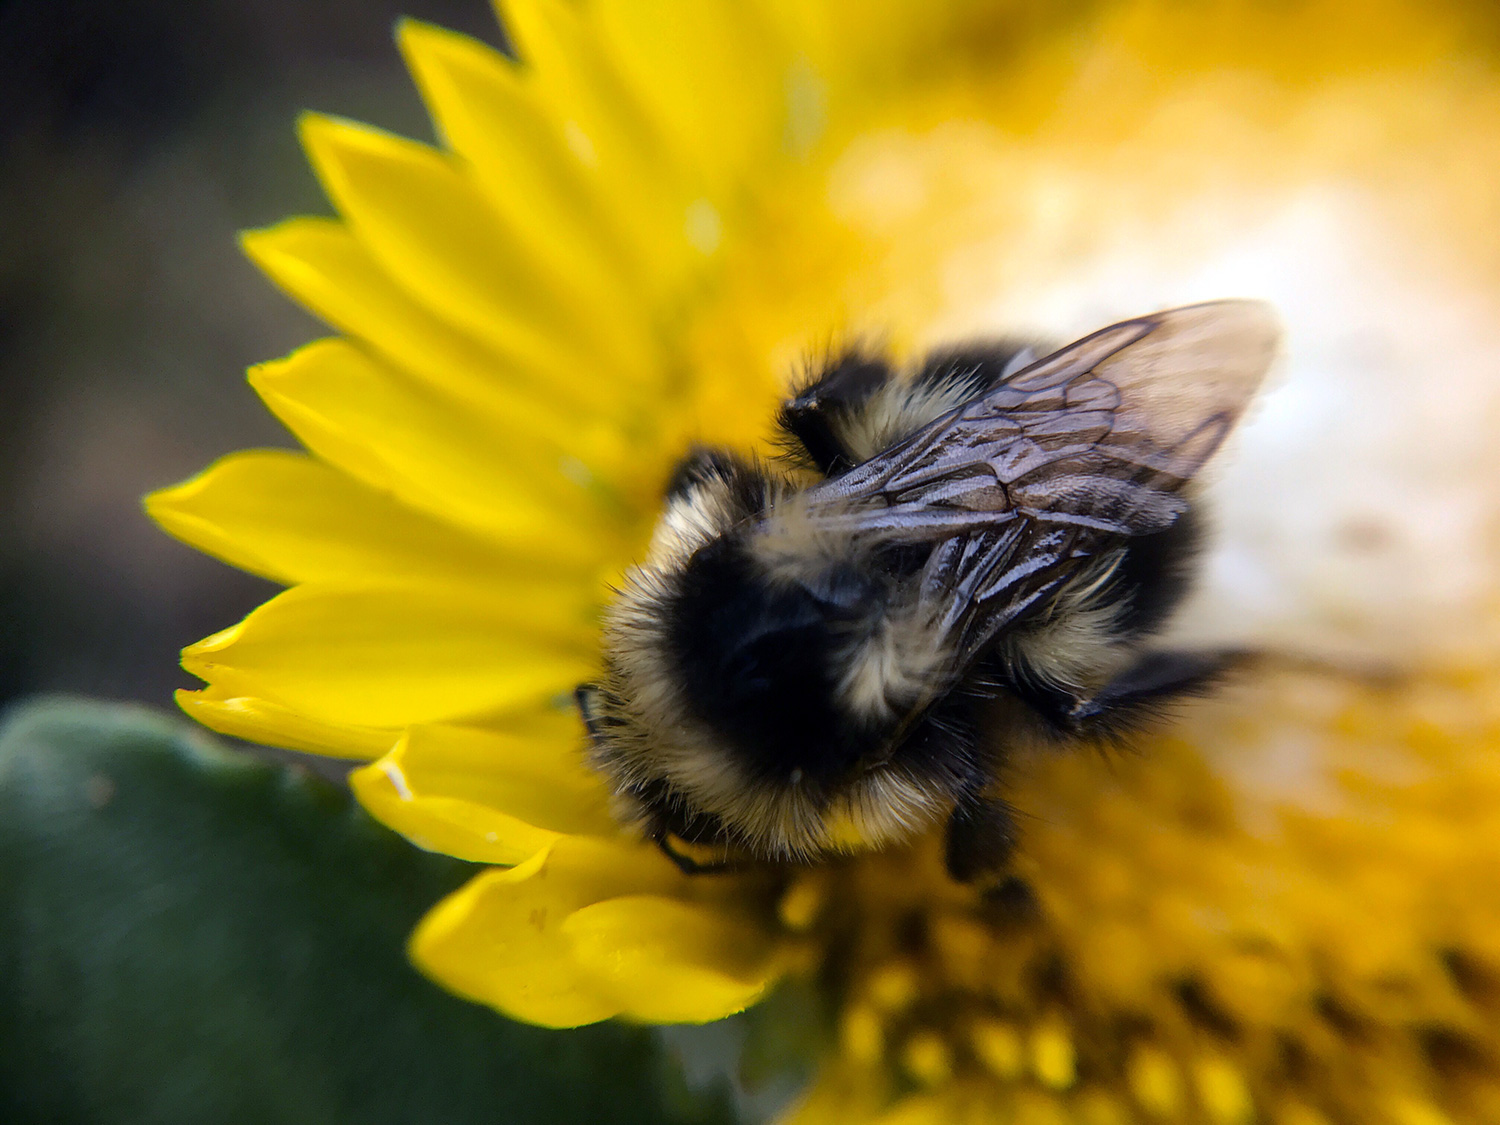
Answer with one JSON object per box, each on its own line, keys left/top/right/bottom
{"left": 1068, "top": 650, "right": 1240, "bottom": 733}
{"left": 978, "top": 873, "right": 1042, "bottom": 927}
{"left": 652, "top": 833, "right": 743, "bottom": 876}
{"left": 944, "top": 786, "right": 1018, "bottom": 885}
{"left": 778, "top": 353, "right": 895, "bottom": 475}
{"left": 944, "top": 782, "right": 1046, "bottom": 922}
{"left": 641, "top": 797, "right": 747, "bottom": 876}
{"left": 1012, "top": 650, "right": 1240, "bottom": 741}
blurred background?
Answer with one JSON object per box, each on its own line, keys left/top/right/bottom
{"left": 0, "top": 0, "right": 505, "bottom": 718}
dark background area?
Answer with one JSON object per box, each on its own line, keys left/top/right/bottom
{"left": 0, "top": 0, "right": 506, "bottom": 712}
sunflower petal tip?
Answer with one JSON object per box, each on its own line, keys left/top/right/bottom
{"left": 394, "top": 15, "right": 440, "bottom": 64}
{"left": 140, "top": 482, "right": 177, "bottom": 518}
{"left": 293, "top": 108, "right": 331, "bottom": 144}
{"left": 245, "top": 338, "right": 334, "bottom": 390}
{"left": 236, "top": 223, "right": 282, "bottom": 259}
{"left": 395, "top": 15, "right": 449, "bottom": 51}
{"left": 296, "top": 111, "right": 386, "bottom": 175}
{"left": 172, "top": 687, "right": 225, "bottom": 727}
{"left": 181, "top": 623, "right": 244, "bottom": 663}
{"left": 141, "top": 490, "right": 204, "bottom": 549}
{"left": 243, "top": 359, "right": 278, "bottom": 394}
{"left": 142, "top": 452, "right": 241, "bottom": 518}
{"left": 401, "top": 15, "right": 509, "bottom": 64}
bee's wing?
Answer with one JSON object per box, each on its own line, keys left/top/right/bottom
{"left": 802, "top": 300, "right": 1279, "bottom": 664}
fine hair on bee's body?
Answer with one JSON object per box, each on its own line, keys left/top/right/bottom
{"left": 576, "top": 301, "right": 1279, "bottom": 887}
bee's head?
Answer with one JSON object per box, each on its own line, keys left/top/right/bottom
{"left": 578, "top": 448, "right": 951, "bottom": 861}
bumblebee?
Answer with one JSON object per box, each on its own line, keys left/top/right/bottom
{"left": 577, "top": 301, "right": 1278, "bottom": 885}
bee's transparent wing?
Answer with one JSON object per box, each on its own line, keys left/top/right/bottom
{"left": 802, "top": 300, "right": 1279, "bottom": 664}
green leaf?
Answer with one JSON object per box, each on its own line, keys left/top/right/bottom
{"left": 0, "top": 698, "right": 737, "bottom": 1125}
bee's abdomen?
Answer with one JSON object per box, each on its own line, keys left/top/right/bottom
{"left": 666, "top": 536, "right": 884, "bottom": 787}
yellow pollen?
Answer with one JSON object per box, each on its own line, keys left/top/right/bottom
{"left": 971, "top": 1019, "right": 1025, "bottom": 1080}
{"left": 866, "top": 960, "right": 920, "bottom": 1013}
{"left": 840, "top": 1001, "right": 884, "bottom": 1066}
{"left": 1193, "top": 1055, "right": 1253, "bottom": 1125}
{"left": 1128, "top": 1045, "right": 1184, "bottom": 1118}
{"left": 900, "top": 1030, "right": 953, "bottom": 1087}
{"left": 777, "top": 872, "right": 828, "bottom": 932}
{"left": 1029, "top": 1018, "right": 1076, "bottom": 1090}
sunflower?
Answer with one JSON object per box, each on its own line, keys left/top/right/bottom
{"left": 146, "top": 0, "right": 1500, "bottom": 1121}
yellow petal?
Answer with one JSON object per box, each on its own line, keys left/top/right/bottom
{"left": 497, "top": 0, "right": 703, "bottom": 266}
{"left": 348, "top": 720, "right": 615, "bottom": 863}
{"left": 174, "top": 686, "right": 397, "bottom": 760}
{"left": 562, "top": 894, "right": 777, "bottom": 1022}
{"left": 410, "top": 835, "right": 683, "bottom": 1027}
{"left": 298, "top": 112, "right": 659, "bottom": 380}
{"left": 243, "top": 226, "right": 641, "bottom": 489}
{"left": 397, "top": 721, "right": 612, "bottom": 833}
{"left": 248, "top": 339, "right": 615, "bottom": 559}
{"left": 181, "top": 581, "right": 594, "bottom": 727}
{"left": 756, "top": 0, "right": 955, "bottom": 104}
{"left": 590, "top": 0, "right": 785, "bottom": 192}
{"left": 352, "top": 753, "right": 558, "bottom": 865}
{"left": 396, "top": 19, "right": 684, "bottom": 304}
{"left": 398, "top": 21, "right": 663, "bottom": 318}
{"left": 145, "top": 449, "right": 522, "bottom": 586}
{"left": 242, "top": 217, "right": 630, "bottom": 420}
